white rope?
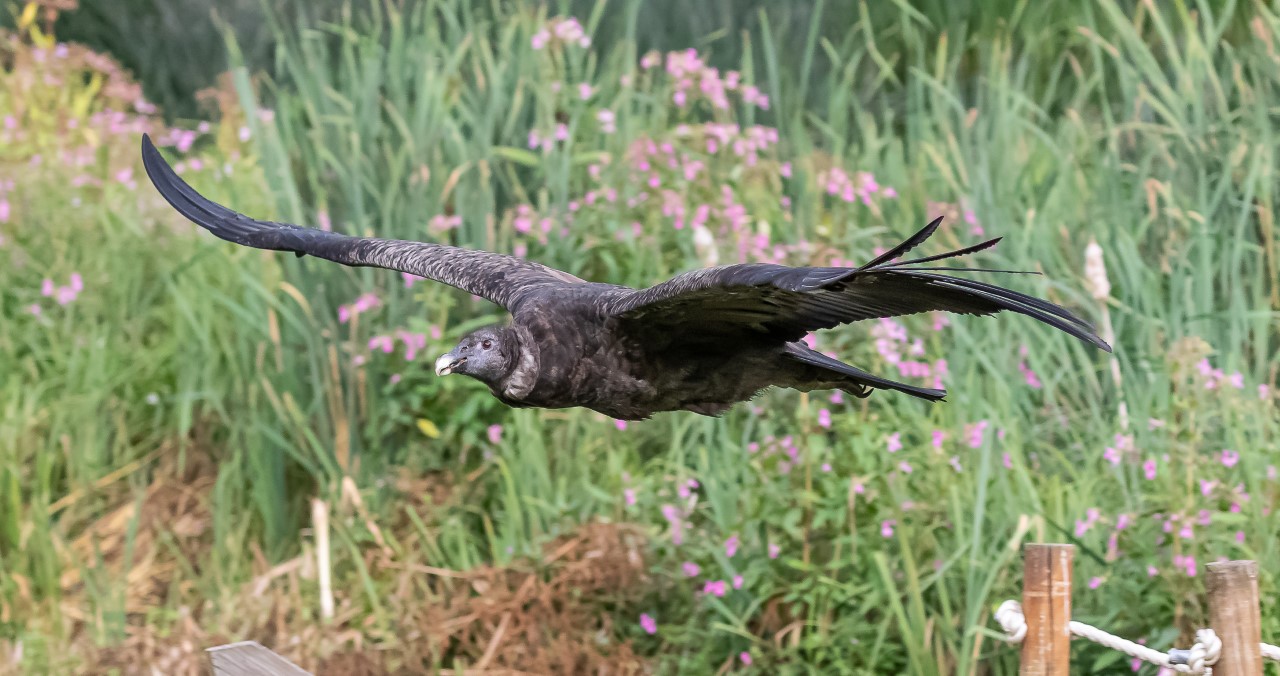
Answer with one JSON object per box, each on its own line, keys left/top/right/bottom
{"left": 994, "top": 600, "right": 1222, "bottom": 674}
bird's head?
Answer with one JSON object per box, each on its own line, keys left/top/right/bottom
{"left": 434, "top": 326, "right": 518, "bottom": 385}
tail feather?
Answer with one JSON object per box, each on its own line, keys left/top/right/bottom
{"left": 784, "top": 344, "right": 946, "bottom": 402}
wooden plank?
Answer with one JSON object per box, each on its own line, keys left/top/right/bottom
{"left": 1020, "top": 543, "right": 1073, "bottom": 675}
{"left": 1207, "top": 560, "right": 1263, "bottom": 676}
{"left": 207, "top": 641, "right": 312, "bottom": 676}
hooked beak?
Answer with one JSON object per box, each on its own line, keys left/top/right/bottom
{"left": 434, "top": 352, "right": 464, "bottom": 376}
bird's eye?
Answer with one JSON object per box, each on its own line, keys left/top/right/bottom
{"left": 481, "top": 339, "right": 493, "bottom": 350}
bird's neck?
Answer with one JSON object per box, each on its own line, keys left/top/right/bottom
{"left": 497, "top": 326, "right": 539, "bottom": 400}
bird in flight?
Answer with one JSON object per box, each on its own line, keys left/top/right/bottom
{"left": 141, "top": 134, "right": 1110, "bottom": 420}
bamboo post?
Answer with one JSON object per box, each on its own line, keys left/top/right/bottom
{"left": 1207, "top": 560, "right": 1263, "bottom": 676}
{"left": 1020, "top": 544, "right": 1074, "bottom": 675}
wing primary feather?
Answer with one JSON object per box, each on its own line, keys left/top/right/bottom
{"left": 907, "top": 271, "right": 1092, "bottom": 327}
{"left": 856, "top": 216, "right": 945, "bottom": 270}
{"left": 141, "top": 133, "right": 583, "bottom": 311}
{"left": 913, "top": 275, "right": 1111, "bottom": 351}
{"left": 880, "top": 237, "right": 1004, "bottom": 269}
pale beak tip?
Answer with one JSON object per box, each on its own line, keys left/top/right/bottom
{"left": 434, "top": 353, "right": 455, "bottom": 377}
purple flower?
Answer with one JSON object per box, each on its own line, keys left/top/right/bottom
{"left": 487, "top": 424, "right": 503, "bottom": 445}
{"left": 739, "top": 651, "right": 752, "bottom": 666}
{"left": 965, "top": 420, "right": 989, "bottom": 448}
{"left": 614, "top": 419, "right": 627, "bottom": 431}
{"left": 661, "top": 504, "right": 685, "bottom": 545}
{"left": 1088, "top": 577, "right": 1104, "bottom": 589}
{"left": 880, "top": 520, "right": 896, "bottom": 538}
{"left": 1220, "top": 449, "right": 1239, "bottom": 468}
{"left": 1142, "top": 459, "right": 1157, "bottom": 480}
{"left": 886, "top": 433, "right": 902, "bottom": 453}
{"left": 898, "top": 461, "right": 913, "bottom": 474}
{"left": 624, "top": 488, "right": 636, "bottom": 506}
{"left": 682, "top": 561, "right": 700, "bottom": 577}
{"left": 702, "top": 580, "right": 727, "bottom": 597}
{"left": 732, "top": 574, "right": 744, "bottom": 589}
{"left": 724, "top": 535, "right": 739, "bottom": 558}
{"left": 639, "top": 613, "right": 657, "bottom": 635}
{"left": 817, "top": 408, "right": 831, "bottom": 428}
{"left": 1002, "top": 453, "right": 1013, "bottom": 470}
{"left": 768, "top": 543, "right": 781, "bottom": 559}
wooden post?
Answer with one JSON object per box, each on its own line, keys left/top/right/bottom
{"left": 1020, "top": 544, "right": 1074, "bottom": 675}
{"left": 1207, "top": 560, "right": 1263, "bottom": 676}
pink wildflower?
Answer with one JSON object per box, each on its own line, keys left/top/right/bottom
{"left": 1142, "top": 459, "right": 1157, "bottom": 480}
{"left": 639, "top": 613, "right": 657, "bottom": 634}
{"left": 966, "top": 420, "right": 989, "bottom": 448}
{"left": 725, "top": 535, "right": 739, "bottom": 558}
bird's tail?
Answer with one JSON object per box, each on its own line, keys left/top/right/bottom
{"left": 783, "top": 344, "right": 946, "bottom": 402}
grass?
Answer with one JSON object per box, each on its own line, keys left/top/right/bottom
{"left": 1, "top": 0, "right": 1278, "bottom": 673}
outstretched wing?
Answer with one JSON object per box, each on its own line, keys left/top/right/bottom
{"left": 141, "top": 134, "right": 584, "bottom": 311}
{"left": 603, "top": 217, "right": 1111, "bottom": 351}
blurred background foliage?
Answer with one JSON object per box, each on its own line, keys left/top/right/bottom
{"left": 1, "top": 0, "right": 1278, "bottom": 673}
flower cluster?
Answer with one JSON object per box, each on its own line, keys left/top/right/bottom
{"left": 531, "top": 16, "right": 591, "bottom": 50}
{"left": 640, "top": 48, "right": 769, "bottom": 111}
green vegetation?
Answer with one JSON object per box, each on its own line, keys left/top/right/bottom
{"left": 1, "top": 0, "right": 1277, "bottom": 672}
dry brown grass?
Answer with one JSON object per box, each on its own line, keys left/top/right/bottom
{"left": 8, "top": 442, "right": 654, "bottom": 675}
